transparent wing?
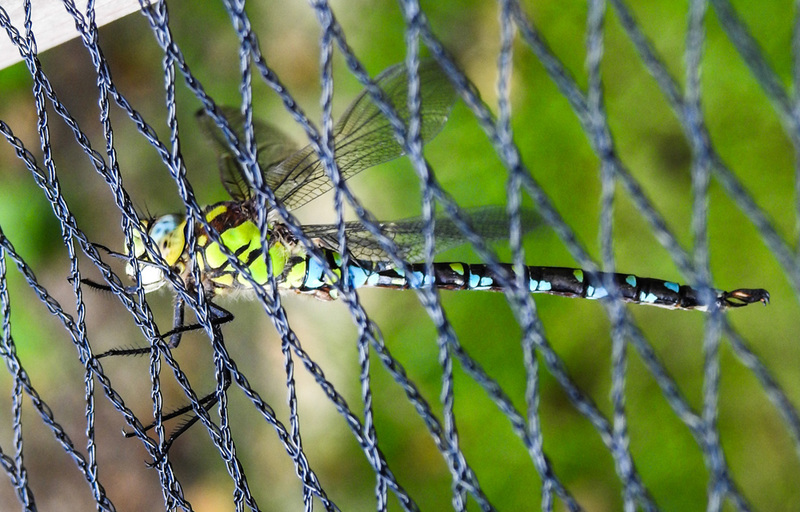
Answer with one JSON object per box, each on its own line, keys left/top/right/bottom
{"left": 197, "top": 106, "right": 299, "bottom": 201}
{"left": 302, "top": 206, "right": 541, "bottom": 263}
{"left": 271, "top": 60, "right": 457, "bottom": 210}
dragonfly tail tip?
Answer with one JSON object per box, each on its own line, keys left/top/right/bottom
{"left": 721, "top": 288, "right": 770, "bottom": 308}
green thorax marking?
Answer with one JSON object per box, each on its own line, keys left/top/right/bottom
{"left": 195, "top": 201, "right": 306, "bottom": 293}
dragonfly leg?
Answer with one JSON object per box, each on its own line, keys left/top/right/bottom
{"left": 125, "top": 367, "right": 232, "bottom": 466}
{"left": 76, "top": 276, "right": 127, "bottom": 294}
{"left": 95, "top": 345, "right": 152, "bottom": 358}
{"left": 115, "top": 300, "right": 234, "bottom": 460}
{"left": 168, "top": 298, "right": 186, "bottom": 348}
{"left": 96, "top": 300, "right": 234, "bottom": 359}
{"left": 157, "top": 300, "right": 234, "bottom": 346}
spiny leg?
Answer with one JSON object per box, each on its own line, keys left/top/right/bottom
{"left": 87, "top": 294, "right": 235, "bottom": 458}
{"left": 117, "top": 300, "right": 235, "bottom": 459}
{"left": 126, "top": 367, "right": 232, "bottom": 464}
{"left": 94, "top": 299, "right": 234, "bottom": 358}
{"left": 77, "top": 275, "right": 160, "bottom": 358}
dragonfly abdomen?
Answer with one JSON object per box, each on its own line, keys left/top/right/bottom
{"left": 335, "top": 261, "right": 768, "bottom": 311}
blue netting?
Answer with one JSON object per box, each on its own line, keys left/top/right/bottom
{"left": 0, "top": 0, "right": 798, "bottom": 510}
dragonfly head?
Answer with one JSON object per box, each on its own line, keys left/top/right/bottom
{"left": 126, "top": 214, "right": 187, "bottom": 292}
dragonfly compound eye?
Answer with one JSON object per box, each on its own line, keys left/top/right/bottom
{"left": 148, "top": 214, "right": 187, "bottom": 266}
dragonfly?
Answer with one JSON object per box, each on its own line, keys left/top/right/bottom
{"left": 117, "top": 60, "right": 767, "bottom": 320}
{"left": 93, "top": 60, "right": 768, "bottom": 453}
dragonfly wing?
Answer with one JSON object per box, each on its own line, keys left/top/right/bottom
{"left": 302, "top": 206, "right": 541, "bottom": 263}
{"left": 272, "top": 60, "right": 457, "bottom": 210}
{"left": 196, "top": 106, "right": 299, "bottom": 201}
{"left": 302, "top": 220, "right": 395, "bottom": 262}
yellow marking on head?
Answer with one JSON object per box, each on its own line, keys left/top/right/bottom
{"left": 161, "top": 221, "right": 187, "bottom": 266}
{"left": 131, "top": 229, "right": 147, "bottom": 260}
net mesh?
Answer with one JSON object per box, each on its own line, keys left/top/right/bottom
{"left": 0, "top": 0, "right": 798, "bottom": 510}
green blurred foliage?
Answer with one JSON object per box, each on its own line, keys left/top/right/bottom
{"left": 0, "top": 0, "right": 798, "bottom": 510}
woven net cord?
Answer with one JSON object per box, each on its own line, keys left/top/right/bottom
{"left": 0, "top": 0, "right": 798, "bottom": 510}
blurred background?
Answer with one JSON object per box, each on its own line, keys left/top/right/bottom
{"left": 0, "top": 0, "right": 797, "bottom": 510}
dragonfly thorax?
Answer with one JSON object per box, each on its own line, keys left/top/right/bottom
{"left": 196, "top": 203, "right": 305, "bottom": 296}
{"left": 124, "top": 201, "right": 311, "bottom": 298}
